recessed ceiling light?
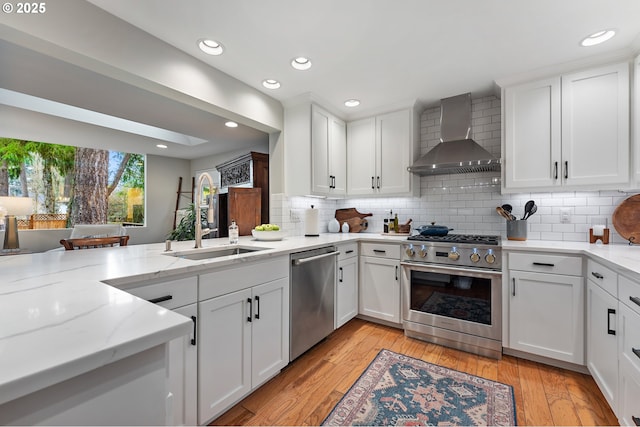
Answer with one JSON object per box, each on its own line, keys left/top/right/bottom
{"left": 344, "top": 99, "right": 360, "bottom": 107}
{"left": 580, "top": 30, "right": 616, "bottom": 47}
{"left": 198, "top": 39, "right": 224, "bottom": 55}
{"left": 291, "top": 56, "right": 312, "bottom": 70}
{"left": 262, "top": 79, "right": 281, "bottom": 89}
{"left": 156, "top": 144, "right": 168, "bottom": 149}
{"left": 225, "top": 121, "right": 238, "bottom": 128}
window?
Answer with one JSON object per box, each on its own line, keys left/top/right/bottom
{"left": 0, "top": 138, "right": 145, "bottom": 229}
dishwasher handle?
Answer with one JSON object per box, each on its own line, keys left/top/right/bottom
{"left": 292, "top": 250, "right": 340, "bottom": 266}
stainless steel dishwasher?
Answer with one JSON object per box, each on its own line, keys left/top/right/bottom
{"left": 290, "top": 246, "right": 339, "bottom": 361}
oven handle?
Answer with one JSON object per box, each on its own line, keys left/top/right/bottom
{"left": 400, "top": 261, "right": 502, "bottom": 278}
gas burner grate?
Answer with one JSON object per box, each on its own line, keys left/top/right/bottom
{"left": 407, "top": 234, "right": 501, "bottom": 245}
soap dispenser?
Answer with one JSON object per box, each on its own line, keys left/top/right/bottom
{"left": 229, "top": 220, "right": 239, "bottom": 244}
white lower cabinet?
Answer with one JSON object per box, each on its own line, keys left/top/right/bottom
{"left": 618, "top": 284, "right": 640, "bottom": 426}
{"left": 198, "top": 258, "right": 289, "bottom": 425}
{"left": 359, "top": 243, "right": 401, "bottom": 324}
{"left": 169, "top": 303, "right": 198, "bottom": 427}
{"left": 586, "top": 280, "right": 618, "bottom": 411}
{"left": 336, "top": 243, "right": 358, "bottom": 328}
{"left": 507, "top": 252, "right": 584, "bottom": 364}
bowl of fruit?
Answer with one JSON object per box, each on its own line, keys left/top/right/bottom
{"left": 251, "top": 224, "right": 286, "bottom": 241}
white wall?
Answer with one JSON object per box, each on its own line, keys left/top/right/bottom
{"left": 273, "top": 95, "right": 635, "bottom": 244}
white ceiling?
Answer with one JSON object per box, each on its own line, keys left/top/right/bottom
{"left": 89, "top": 0, "right": 640, "bottom": 118}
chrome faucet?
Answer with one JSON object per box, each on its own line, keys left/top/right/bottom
{"left": 194, "top": 172, "right": 217, "bottom": 249}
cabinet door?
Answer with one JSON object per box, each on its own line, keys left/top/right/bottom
{"left": 228, "top": 187, "right": 262, "bottom": 235}
{"left": 503, "top": 77, "right": 561, "bottom": 189}
{"left": 311, "top": 105, "right": 332, "bottom": 194}
{"left": 377, "top": 109, "right": 412, "bottom": 194}
{"left": 329, "top": 116, "right": 347, "bottom": 195}
{"left": 359, "top": 256, "right": 400, "bottom": 323}
{"left": 198, "top": 289, "right": 252, "bottom": 425}
{"left": 561, "top": 63, "right": 629, "bottom": 186}
{"left": 169, "top": 303, "right": 197, "bottom": 426}
{"left": 586, "top": 281, "right": 618, "bottom": 411}
{"left": 251, "top": 277, "right": 290, "bottom": 388}
{"left": 347, "top": 117, "right": 377, "bottom": 195}
{"left": 336, "top": 256, "right": 358, "bottom": 328}
{"left": 509, "top": 270, "right": 584, "bottom": 363}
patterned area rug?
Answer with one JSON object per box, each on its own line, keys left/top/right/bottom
{"left": 420, "top": 291, "right": 491, "bottom": 325}
{"left": 322, "top": 349, "right": 516, "bottom": 426}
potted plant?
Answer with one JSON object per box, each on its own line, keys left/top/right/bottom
{"left": 167, "top": 203, "right": 209, "bottom": 241}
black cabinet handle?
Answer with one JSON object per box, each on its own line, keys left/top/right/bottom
{"left": 632, "top": 416, "right": 640, "bottom": 426}
{"left": 533, "top": 262, "right": 555, "bottom": 267}
{"left": 247, "top": 297, "right": 252, "bottom": 322}
{"left": 373, "top": 249, "right": 387, "bottom": 254}
{"left": 371, "top": 176, "right": 375, "bottom": 189}
{"left": 395, "top": 265, "right": 398, "bottom": 281}
{"left": 345, "top": 250, "right": 354, "bottom": 254}
{"left": 607, "top": 309, "right": 616, "bottom": 335}
{"left": 255, "top": 295, "right": 260, "bottom": 320}
{"left": 554, "top": 161, "right": 558, "bottom": 180}
{"left": 630, "top": 296, "right": 640, "bottom": 307}
{"left": 591, "top": 272, "right": 604, "bottom": 280}
{"left": 564, "top": 161, "right": 568, "bottom": 179}
{"left": 339, "top": 267, "right": 343, "bottom": 283}
{"left": 147, "top": 295, "right": 173, "bottom": 304}
{"left": 190, "top": 316, "right": 197, "bottom": 346}
{"left": 377, "top": 176, "right": 381, "bottom": 189}
{"left": 633, "top": 348, "right": 640, "bottom": 360}
{"left": 512, "top": 278, "right": 516, "bottom": 296}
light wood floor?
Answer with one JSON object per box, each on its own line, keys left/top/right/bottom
{"left": 211, "top": 318, "right": 618, "bottom": 426}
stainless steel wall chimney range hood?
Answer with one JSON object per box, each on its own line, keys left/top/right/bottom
{"left": 408, "top": 93, "right": 501, "bottom": 176}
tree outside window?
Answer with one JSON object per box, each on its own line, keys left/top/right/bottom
{"left": 0, "top": 138, "right": 145, "bottom": 228}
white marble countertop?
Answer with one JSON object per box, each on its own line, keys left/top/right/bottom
{"left": 3, "top": 231, "right": 640, "bottom": 407}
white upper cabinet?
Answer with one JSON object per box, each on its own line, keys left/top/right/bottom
{"left": 283, "top": 99, "right": 346, "bottom": 197}
{"left": 503, "top": 62, "right": 630, "bottom": 192}
{"left": 312, "top": 105, "right": 346, "bottom": 195}
{"left": 347, "top": 108, "right": 418, "bottom": 196}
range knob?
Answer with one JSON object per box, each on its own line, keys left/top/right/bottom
{"left": 470, "top": 248, "right": 481, "bottom": 263}
{"left": 418, "top": 245, "right": 428, "bottom": 258}
{"left": 405, "top": 244, "right": 415, "bottom": 258}
{"left": 448, "top": 246, "right": 460, "bottom": 261}
{"left": 485, "top": 249, "right": 496, "bottom": 264}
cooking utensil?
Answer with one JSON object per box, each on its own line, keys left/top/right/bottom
{"left": 523, "top": 204, "right": 537, "bottom": 220}
{"left": 522, "top": 200, "right": 535, "bottom": 220}
{"left": 496, "top": 206, "right": 514, "bottom": 221}
{"left": 501, "top": 204, "right": 513, "bottom": 214}
{"left": 612, "top": 194, "right": 640, "bottom": 243}
{"left": 416, "top": 222, "right": 453, "bottom": 236}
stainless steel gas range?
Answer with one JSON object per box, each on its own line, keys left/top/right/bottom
{"left": 401, "top": 234, "right": 503, "bottom": 359}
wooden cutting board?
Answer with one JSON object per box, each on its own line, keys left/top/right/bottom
{"left": 335, "top": 208, "right": 373, "bottom": 223}
{"left": 612, "top": 194, "right": 640, "bottom": 243}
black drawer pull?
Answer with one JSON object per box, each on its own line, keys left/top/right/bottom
{"left": 190, "top": 316, "right": 197, "bottom": 346}
{"left": 591, "top": 272, "right": 604, "bottom": 279}
{"left": 345, "top": 250, "right": 354, "bottom": 254}
{"left": 632, "top": 415, "right": 640, "bottom": 426}
{"left": 533, "top": 262, "right": 555, "bottom": 267}
{"left": 147, "top": 295, "right": 173, "bottom": 304}
{"left": 607, "top": 309, "right": 616, "bottom": 335}
{"left": 373, "top": 249, "right": 387, "bottom": 254}
{"left": 630, "top": 296, "right": 640, "bottom": 307}
{"left": 633, "top": 348, "right": 640, "bottom": 360}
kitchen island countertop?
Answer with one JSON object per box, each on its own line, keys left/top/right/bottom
{"left": 3, "top": 232, "right": 640, "bottom": 407}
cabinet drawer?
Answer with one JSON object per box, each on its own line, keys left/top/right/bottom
{"left": 620, "top": 303, "right": 640, "bottom": 373}
{"left": 620, "top": 275, "right": 640, "bottom": 316}
{"left": 508, "top": 252, "right": 582, "bottom": 276}
{"left": 337, "top": 243, "right": 358, "bottom": 261}
{"left": 126, "top": 276, "right": 198, "bottom": 309}
{"left": 199, "top": 256, "right": 288, "bottom": 300}
{"left": 360, "top": 242, "right": 400, "bottom": 259}
{"left": 587, "top": 259, "right": 618, "bottom": 297}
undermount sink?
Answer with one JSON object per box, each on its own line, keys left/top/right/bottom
{"left": 165, "top": 246, "right": 267, "bottom": 261}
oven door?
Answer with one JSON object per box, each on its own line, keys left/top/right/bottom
{"left": 401, "top": 262, "right": 502, "bottom": 341}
